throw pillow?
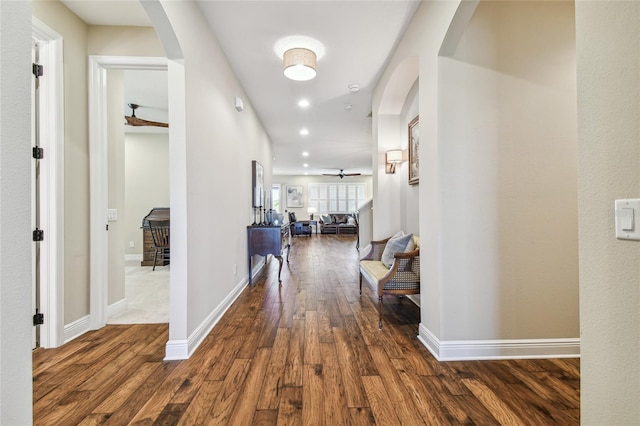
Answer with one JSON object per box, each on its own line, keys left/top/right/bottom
{"left": 347, "top": 217, "right": 356, "bottom": 225}
{"left": 381, "top": 233, "right": 414, "bottom": 268}
{"left": 321, "top": 214, "right": 332, "bottom": 224}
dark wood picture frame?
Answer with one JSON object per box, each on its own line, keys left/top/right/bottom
{"left": 252, "top": 160, "right": 264, "bottom": 207}
{"left": 408, "top": 115, "right": 419, "bottom": 185}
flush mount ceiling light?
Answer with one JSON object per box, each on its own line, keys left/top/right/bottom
{"left": 274, "top": 35, "right": 325, "bottom": 82}
{"left": 283, "top": 48, "right": 317, "bottom": 81}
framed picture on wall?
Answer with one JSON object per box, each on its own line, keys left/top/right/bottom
{"left": 286, "top": 185, "right": 303, "bottom": 208}
{"left": 408, "top": 115, "right": 419, "bottom": 185}
{"left": 252, "top": 160, "right": 264, "bottom": 207}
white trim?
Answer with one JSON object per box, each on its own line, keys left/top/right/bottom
{"left": 164, "top": 277, "right": 249, "bottom": 360}
{"left": 63, "top": 316, "right": 91, "bottom": 343}
{"left": 89, "top": 56, "right": 168, "bottom": 330}
{"left": 418, "top": 323, "right": 580, "bottom": 361}
{"left": 107, "top": 298, "right": 128, "bottom": 319}
{"left": 32, "top": 17, "right": 65, "bottom": 349}
{"left": 125, "top": 254, "right": 143, "bottom": 262}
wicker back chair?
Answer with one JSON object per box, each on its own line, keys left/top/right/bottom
{"left": 148, "top": 220, "right": 170, "bottom": 271}
{"left": 359, "top": 235, "right": 420, "bottom": 329}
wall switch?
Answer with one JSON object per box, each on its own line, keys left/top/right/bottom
{"left": 129, "top": 241, "right": 135, "bottom": 248}
{"left": 615, "top": 199, "right": 640, "bottom": 240}
{"left": 107, "top": 209, "right": 118, "bottom": 222}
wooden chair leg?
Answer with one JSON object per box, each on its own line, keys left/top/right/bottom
{"left": 359, "top": 274, "right": 362, "bottom": 295}
{"left": 153, "top": 250, "right": 158, "bottom": 271}
{"left": 378, "top": 295, "right": 383, "bottom": 330}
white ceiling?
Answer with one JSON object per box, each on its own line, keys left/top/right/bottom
{"left": 61, "top": 0, "right": 420, "bottom": 176}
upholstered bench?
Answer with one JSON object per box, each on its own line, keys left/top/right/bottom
{"left": 359, "top": 233, "right": 420, "bottom": 329}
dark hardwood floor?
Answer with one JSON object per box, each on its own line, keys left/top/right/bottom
{"left": 33, "top": 234, "right": 580, "bottom": 425}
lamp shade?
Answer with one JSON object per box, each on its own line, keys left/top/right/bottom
{"left": 283, "top": 48, "right": 317, "bottom": 81}
{"left": 386, "top": 149, "right": 403, "bottom": 164}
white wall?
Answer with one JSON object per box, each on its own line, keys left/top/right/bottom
{"left": 154, "top": 1, "right": 274, "bottom": 348}
{"left": 373, "top": 0, "right": 579, "bottom": 357}
{"left": 438, "top": 1, "right": 578, "bottom": 341}
{"left": 576, "top": 2, "right": 640, "bottom": 424}
{"left": 124, "top": 132, "right": 170, "bottom": 256}
{"left": 0, "top": 1, "right": 33, "bottom": 422}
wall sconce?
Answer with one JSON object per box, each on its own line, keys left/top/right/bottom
{"left": 385, "top": 149, "right": 403, "bottom": 174}
{"left": 307, "top": 206, "right": 317, "bottom": 220}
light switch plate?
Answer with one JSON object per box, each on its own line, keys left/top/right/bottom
{"left": 615, "top": 199, "right": 640, "bottom": 240}
{"left": 107, "top": 209, "right": 118, "bottom": 222}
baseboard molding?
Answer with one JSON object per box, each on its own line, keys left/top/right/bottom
{"left": 125, "top": 254, "right": 143, "bottom": 261}
{"left": 107, "top": 298, "right": 128, "bottom": 319}
{"left": 164, "top": 264, "right": 263, "bottom": 360}
{"left": 417, "top": 323, "right": 580, "bottom": 361}
{"left": 63, "top": 315, "right": 91, "bottom": 343}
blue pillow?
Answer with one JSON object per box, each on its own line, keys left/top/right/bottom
{"left": 381, "top": 233, "right": 413, "bottom": 268}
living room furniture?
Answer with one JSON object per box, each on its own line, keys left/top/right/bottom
{"left": 292, "top": 221, "right": 312, "bottom": 236}
{"left": 359, "top": 234, "right": 420, "bottom": 329}
{"left": 247, "top": 224, "right": 291, "bottom": 285}
{"left": 318, "top": 213, "right": 358, "bottom": 235}
{"left": 141, "top": 207, "right": 170, "bottom": 267}
{"left": 148, "top": 220, "right": 170, "bottom": 271}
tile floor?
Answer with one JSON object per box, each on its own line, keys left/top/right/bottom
{"left": 107, "top": 260, "right": 169, "bottom": 324}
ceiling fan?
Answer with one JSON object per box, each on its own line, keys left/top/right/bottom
{"left": 322, "top": 169, "right": 361, "bottom": 179}
{"left": 125, "top": 103, "right": 168, "bottom": 128}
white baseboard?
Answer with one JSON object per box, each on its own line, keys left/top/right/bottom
{"left": 164, "top": 262, "right": 265, "bottom": 360}
{"left": 417, "top": 323, "right": 580, "bottom": 361}
{"left": 125, "top": 254, "right": 143, "bottom": 261}
{"left": 63, "top": 315, "right": 91, "bottom": 343}
{"left": 107, "top": 298, "right": 128, "bottom": 319}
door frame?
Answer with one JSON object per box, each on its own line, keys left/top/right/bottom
{"left": 88, "top": 55, "right": 167, "bottom": 329}
{"left": 32, "top": 17, "right": 64, "bottom": 348}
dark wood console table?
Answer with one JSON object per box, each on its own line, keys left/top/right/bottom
{"left": 247, "top": 224, "right": 291, "bottom": 285}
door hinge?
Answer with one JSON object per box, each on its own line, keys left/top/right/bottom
{"left": 33, "top": 146, "right": 44, "bottom": 159}
{"left": 32, "top": 63, "right": 43, "bottom": 78}
{"left": 33, "top": 228, "right": 44, "bottom": 242}
{"left": 33, "top": 310, "right": 44, "bottom": 326}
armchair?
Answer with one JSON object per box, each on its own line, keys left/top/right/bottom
{"left": 359, "top": 234, "right": 420, "bottom": 329}
{"left": 289, "top": 212, "right": 311, "bottom": 237}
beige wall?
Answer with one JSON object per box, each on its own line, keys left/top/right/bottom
{"left": 107, "top": 70, "right": 125, "bottom": 305}
{"left": 124, "top": 132, "right": 170, "bottom": 256}
{"left": 438, "top": 1, "right": 578, "bottom": 340}
{"left": 374, "top": 0, "right": 578, "bottom": 348}
{"left": 33, "top": 0, "right": 90, "bottom": 324}
{"left": 33, "top": 1, "right": 166, "bottom": 325}
{"left": 576, "top": 2, "right": 640, "bottom": 424}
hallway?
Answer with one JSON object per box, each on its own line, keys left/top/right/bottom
{"left": 33, "top": 235, "right": 579, "bottom": 424}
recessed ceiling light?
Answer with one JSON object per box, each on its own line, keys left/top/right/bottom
{"left": 344, "top": 104, "right": 353, "bottom": 111}
{"left": 302, "top": 151, "right": 309, "bottom": 157}
{"left": 300, "top": 128, "right": 309, "bottom": 136}
{"left": 298, "top": 99, "right": 310, "bottom": 108}
{"left": 303, "top": 163, "right": 309, "bottom": 168}
{"left": 348, "top": 84, "right": 360, "bottom": 93}
{"left": 304, "top": 172, "right": 309, "bottom": 175}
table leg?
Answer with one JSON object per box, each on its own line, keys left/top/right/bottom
{"left": 276, "top": 255, "right": 284, "bottom": 285}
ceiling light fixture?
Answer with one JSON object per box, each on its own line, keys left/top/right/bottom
{"left": 300, "top": 128, "right": 309, "bottom": 136}
{"left": 298, "top": 99, "right": 310, "bottom": 108}
{"left": 303, "top": 163, "right": 309, "bottom": 168}
{"left": 283, "top": 48, "right": 317, "bottom": 81}
{"left": 348, "top": 84, "right": 361, "bottom": 93}
{"left": 302, "top": 151, "right": 309, "bottom": 157}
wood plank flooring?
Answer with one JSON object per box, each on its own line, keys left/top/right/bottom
{"left": 33, "top": 234, "right": 580, "bottom": 425}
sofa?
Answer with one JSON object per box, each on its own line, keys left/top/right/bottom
{"left": 319, "top": 213, "right": 358, "bottom": 235}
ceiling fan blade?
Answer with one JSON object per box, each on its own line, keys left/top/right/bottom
{"left": 322, "top": 173, "right": 339, "bottom": 176}
{"left": 343, "top": 173, "right": 361, "bottom": 176}
{"left": 125, "top": 115, "right": 169, "bottom": 128}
